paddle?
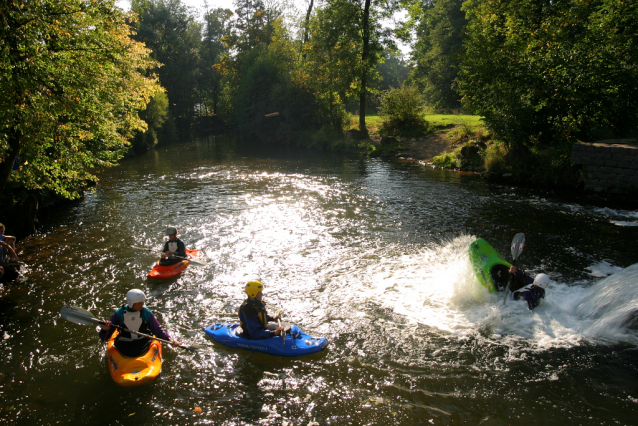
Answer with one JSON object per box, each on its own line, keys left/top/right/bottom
{"left": 502, "top": 233, "right": 525, "bottom": 305}
{"left": 130, "top": 246, "right": 208, "bottom": 266}
{"left": 59, "top": 306, "right": 204, "bottom": 352}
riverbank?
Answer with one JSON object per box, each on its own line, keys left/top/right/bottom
{"left": 365, "top": 122, "right": 638, "bottom": 210}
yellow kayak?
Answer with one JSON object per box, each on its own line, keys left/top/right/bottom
{"left": 106, "top": 330, "right": 162, "bottom": 386}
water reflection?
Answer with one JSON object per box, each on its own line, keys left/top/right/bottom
{"left": 1, "top": 136, "right": 637, "bottom": 424}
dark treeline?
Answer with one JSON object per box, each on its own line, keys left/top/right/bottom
{"left": 1, "top": 0, "right": 637, "bottom": 236}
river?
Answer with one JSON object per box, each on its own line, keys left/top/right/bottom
{"left": 1, "top": 136, "right": 637, "bottom": 425}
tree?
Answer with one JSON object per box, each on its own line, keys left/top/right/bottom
{"left": 408, "top": 0, "right": 466, "bottom": 111}
{"left": 302, "top": 0, "right": 389, "bottom": 133}
{"left": 0, "top": 0, "right": 160, "bottom": 199}
{"left": 378, "top": 84, "right": 428, "bottom": 136}
{"left": 303, "top": 0, "right": 362, "bottom": 127}
{"left": 232, "top": 19, "right": 322, "bottom": 141}
{"left": 131, "top": 0, "right": 202, "bottom": 138}
{"left": 199, "top": 7, "right": 233, "bottom": 117}
{"left": 131, "top": 91, "right": 169, "bottom": 154}
{"left": 459, "top": 0, "right": 638, "bottom": 146}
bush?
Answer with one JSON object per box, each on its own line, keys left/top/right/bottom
{"left": 378, "top": 85, "right": 430, "bottom": 136}
{"left": 483, "top": 142, "right": 509, "bottom": 174}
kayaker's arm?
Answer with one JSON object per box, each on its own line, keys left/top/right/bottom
{"left": 243, "top": 315, "right": 279, "bottom": 339}
{"left": 174, "top": 240, "right": 186, "bottom": 258}
{"left": 148, "top": 314, "right": 181, "bottom": 346}
{"left": 98, "top": 313, "right": 120, "bottom": 342}
{"left": 0, "top": 240, "right": 18, "bottom": 261}
{"left": 509, "top": 266, "right": 534, "bottom": 285}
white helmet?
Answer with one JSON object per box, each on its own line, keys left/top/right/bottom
{"left": 533, "top": 273, "right": 550, "bottom": 289}
{"left": 126, "top": 289, "right": 146, "bottom": 308}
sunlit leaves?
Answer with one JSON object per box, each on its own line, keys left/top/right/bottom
{"left": 459, "top": 0, "right": 638, "bottom": 146}
{"left": 0, "top": 0, "right": 161, "bottom": 199}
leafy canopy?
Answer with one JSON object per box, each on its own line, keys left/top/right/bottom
{"left": 0, "top": 0, "right": 161, "bottom": 199}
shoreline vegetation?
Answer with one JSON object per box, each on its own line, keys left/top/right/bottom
{"left": 1, "top": 111, "right": 636, "bottom": 243}
{"left": 2, "top": 0, "right": 637, "bottom": 242}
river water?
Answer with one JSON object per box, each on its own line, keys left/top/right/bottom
{"left": 1, "top": 136, "right": 638, "bottom": 425}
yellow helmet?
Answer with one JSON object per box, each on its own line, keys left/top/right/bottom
{"left": 245, "top": 280, "right": 264, "bottom": 298}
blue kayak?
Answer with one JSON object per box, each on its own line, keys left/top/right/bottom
{"left": 203, "top": 322, "right": 328, "bottom": 356}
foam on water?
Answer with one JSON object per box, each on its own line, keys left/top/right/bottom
{"left": 355, "top": 235, "right": 638, "bottom": 349}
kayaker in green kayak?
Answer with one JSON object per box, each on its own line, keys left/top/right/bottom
{"left": 238, "top": 280, "right": 284, "bottom": 339}
{"left": 509, "top": 266, "right": 550, "bottom": 310}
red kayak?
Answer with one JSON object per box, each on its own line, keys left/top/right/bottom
{"left": 147, "top": 249, "right": 199, "bottom": 280}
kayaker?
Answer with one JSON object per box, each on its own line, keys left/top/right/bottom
{"left": 0, "top": 223, "right": 17, "bottom": 252}
{"left": 160, "top": 227, "right": 186, "bottom": 266}
{"left": 509, "top": 267, "right": 550, "bottom": 310}
{"left": 0, "top": 223, "right": 20, "bottom": 283}
{"left": 238, "top": 280, "right": 284, "bottom": 339}
{"left": 98, "top": 289, "right": 180, "bottom": 357}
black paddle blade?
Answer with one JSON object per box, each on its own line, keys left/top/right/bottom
{"left": 59, "top": 306, "right": 101, "bottom": 326}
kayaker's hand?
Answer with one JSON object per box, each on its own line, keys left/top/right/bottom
{"left": 509, "top": 266, "right": 518, "bottom": 274}
{"left": 273, "top": 314, "right": 281, "bottom": 321}
{"left": 101, "top": 320, "right": 111, "bottom": 331}
{"left": 170, "top": 339, "right": 180, "bottom": 347}
{"left": 274, "top": 326, "right": 284, "bottom": 336}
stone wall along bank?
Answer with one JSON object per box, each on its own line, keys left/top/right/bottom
{"left": 571, "top": 140, "right": 638, "bottom": 193}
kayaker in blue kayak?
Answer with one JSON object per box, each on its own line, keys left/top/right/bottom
{"left": 238, "top": 280, "right": 284, "bottom": 339}
{"left": 160, "top": 227, "right": 186, "bottom": 266}
{"left": 99, "top": 289, "right": 180, "bottom": 357}
{"left": 509, "top": 266, "right": 550, "bottom": 310}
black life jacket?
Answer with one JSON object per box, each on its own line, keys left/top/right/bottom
{"left": 238, "top": 298, "right": 268, "bottom": 337}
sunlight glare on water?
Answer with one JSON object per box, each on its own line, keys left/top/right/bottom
{"left": 3, "top": 139, "right": 638, "bottom": 425}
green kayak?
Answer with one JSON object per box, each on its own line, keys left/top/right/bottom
{"left": 468, "top": 238, "right": 511, "bottom": 293}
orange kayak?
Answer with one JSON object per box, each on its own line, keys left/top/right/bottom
{"left": 147, "top": 249, "right": 199, "bottom": 280}
{"left": 106, "top": 330, "right": 162, "bottom": 387}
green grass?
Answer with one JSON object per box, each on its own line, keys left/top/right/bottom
{"left": 425, "top": 114, "right": 483, "bottom": 128}
{"left": 350, "top": 114, "right": 483, "bottom": 131}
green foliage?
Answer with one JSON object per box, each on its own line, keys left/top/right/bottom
{"left": 378, "top": 85, "right": 430, "bottom": 136}
{"left": 431, "top": 151, "right": 458, "bottom": 169}
{"left": 131, "top": 0, "right": 202, "bottom": 137}
{"left": 445, "top": 118, "right": 489, "bottom": 144}
{"left": 0, "top": 0, "right": 161, "bottom": 199}
{"left": 303, "top": 0, "right": 365, "bottom": 121}
{"left": 232, "top": 19, "right": 344, "bottom": 143}
{"left": 199, "top": 8, "right": 233, "bottom": 118}
{"left": 132, "top": 91, "right": 169, "bottom": 153}
{"left": 483, "top": 142, "right": 509, "bottom": 175}
{"left": 431, "top": 141, "right": 484, "bottom": 171}
{"left": 408, "top": 0, "right": 466, "bottom": 111}
{"left": 459, "top": 0, "right": 638, "bottom": 147}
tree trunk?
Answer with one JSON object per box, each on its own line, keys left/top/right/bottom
{"left": 303, "top": 0, "right": 314, "bottom": 46}
{"left": 359, "top": 0, "right": 371, "bottom": 135}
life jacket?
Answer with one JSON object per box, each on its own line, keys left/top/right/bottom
{"left": 238, "top": 298, "right": 268, "bottom": 337}
{"left": 514, "top": 285, "right": 546, "bottom": 310}
{"left": 114, "top": 306, "right": 152, "bottom": 341}
{"left": 166, "top": 240, "right": 179, "bottom": 254}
